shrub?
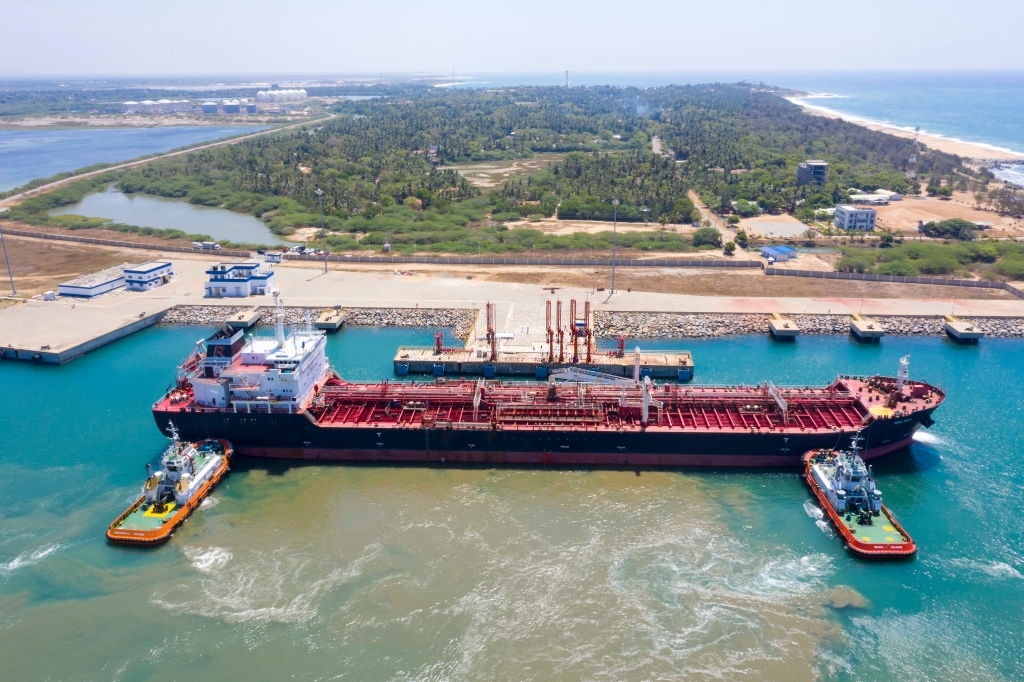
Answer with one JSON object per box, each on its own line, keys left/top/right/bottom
{"left": 692, "top": 227, "right": 722, "bottom": 248}
{"left": 876, "top": 261, "right": 918, "bottom": 277}
{"left": 994, "top": 259, "right": 1024, "bottom": 280}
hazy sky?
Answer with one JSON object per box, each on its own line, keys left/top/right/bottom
{"left": 4, "top": 0, "right": 1022, "bottom": 77}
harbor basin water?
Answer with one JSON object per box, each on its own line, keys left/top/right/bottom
{"left": 0, "top": 327, "right": 1022, "bottom": 680}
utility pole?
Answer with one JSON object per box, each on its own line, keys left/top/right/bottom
{"left": 0, "top": 217, "right": 16, "bottom": 296}
{"left": 611, "top": 199, "right": 619, "bottom": 295}
{"left": 315, "top": 188, "right": 327, "bottom": 273}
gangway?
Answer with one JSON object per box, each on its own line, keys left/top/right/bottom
{"left": 549, "top": 367, "right": 637, "bottom": 386}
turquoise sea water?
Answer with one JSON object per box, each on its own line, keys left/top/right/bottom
{"left": 1, "top": 327, "right": 1022, "bottom": 680}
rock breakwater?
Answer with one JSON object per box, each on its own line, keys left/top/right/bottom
{"left": 593, "top": 312, "right": 1024, "bottom": 338}
{"left": 157, "top": 306, "right": 1024, "bottom": 340}
{"left": 158, "top": 305, "right": 478, "bottom": 340}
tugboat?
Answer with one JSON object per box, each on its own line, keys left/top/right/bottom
{"left": 803, "top": 437, "right": 917, "bottom": 559}
{"left": 107, "top": 423, "right": 232, "bottom": 547}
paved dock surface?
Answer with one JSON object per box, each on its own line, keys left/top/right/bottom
{"left": 3, "top": 254, "right": 1024, "bottom": 363}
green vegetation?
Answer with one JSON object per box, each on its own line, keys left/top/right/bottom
{"left": 692, "top": 227, "right": 723, "bottom": 248}
{"left": 918, "top": 218, "right": 978, "bottom": 241}
{"left": 835, "top": 240, "right": 1024, "bottom": 279}
{"left": 11, "top": 81, "right": 1024, "bottom": 267}
{"left": 652, "top": 85, "right": 971, "bottom": 221}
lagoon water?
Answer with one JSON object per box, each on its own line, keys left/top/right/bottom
{"left": 0, "top": 125, "right": 266, "bottom": 193}
{"left": 50, "top": 184, "right": 287, "bottom": 246}
{"left": 1, "top": 327, "right": 1022, "bottom": 681}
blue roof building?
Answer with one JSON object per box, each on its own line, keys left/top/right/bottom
{"left": 124, "top": 261, "right": 173, "bottom": 291}
{"left": 204, "top": 262, "right": 275, "bottom": 298}
{"left": 759, "top": 246, "right": 797, "bottom": 262}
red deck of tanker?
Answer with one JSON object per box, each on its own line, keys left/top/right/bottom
{"left": 301, "top": 374, "right": 932, "bottom": 434}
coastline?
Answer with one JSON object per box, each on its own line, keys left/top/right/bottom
{"left": 785, "top": 97, "right": 1024, "bottom": 163}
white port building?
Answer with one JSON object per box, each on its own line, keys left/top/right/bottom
{"left": 833, "top": 205, "right": 877, "bottom": 231}
{"left": 204, "top": 262, "right": 276, "bottom": 298}
{"left": 124, "top": 261, "right": 174, "bottom": 292}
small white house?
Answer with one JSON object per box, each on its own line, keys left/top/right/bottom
{"left": 124, "top": 261, "right": 173, "bottom": 291}
{"left": 204, "top": 262, "right": 275, "bottom": 298}
{"left": 834, "top": 205, "right": 877, "bottom": 231}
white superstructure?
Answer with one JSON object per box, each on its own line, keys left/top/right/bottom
{"left": 808, "top": 439, "right": 884, "bottom": 517}
{"left": 190, "top": 292, "right": 329, "bottom": 413}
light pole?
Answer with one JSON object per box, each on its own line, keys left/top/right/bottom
{"left": 315, "top": 188, "right": 327, "bottom": 273}
{"left": 611, "top": 199, "right": 619, "bottom": 295}
{"left": 0, "top": 220, "right": 15, "bottom": 294}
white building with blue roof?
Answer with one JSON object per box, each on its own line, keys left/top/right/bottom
{"left": 204, "top": 262, "right": 275, "bottom": 298}
{"left": 124, "top": 261, "right": 173, "bottom": 291}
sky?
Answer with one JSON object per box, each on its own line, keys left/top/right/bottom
{"left": 4, "top": 0, "right": 1023, "bottom": 77}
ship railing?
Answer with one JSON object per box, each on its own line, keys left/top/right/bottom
{"left": 231, "top": 399, "right": 297, "bottom": 414}
{"left": 228, "top": 381, "right": 262, "bottom": 391}
{"left": 447, "top": 421, "right": 494, "bottom": 430}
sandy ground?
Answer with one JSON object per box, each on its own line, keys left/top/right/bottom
{"left": 1, "top": 233, "right": 1016, "bottom": 306}
{"left": 443, "top": 155, "right": 566, "bottom": 189}
{"left": 788, "top": 98, "right": 1024, "bottom": 163}
{"left": 739, "top": 214, "right": 809, "bottom": 238}
{"left": 875, "top": 192, "right": 1024, "bottom": 236}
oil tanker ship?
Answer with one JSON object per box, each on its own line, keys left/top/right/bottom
{"left": 153, "top": 297, "right": 943, "bottom": 468}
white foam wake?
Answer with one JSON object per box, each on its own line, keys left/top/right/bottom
{"left": 912, "top": 431, "right": 943, "bottom": 446}
{"left": 947, "top": 557, "right": 1023, "bottom": 581}
{"left": 0, "top": 542, "right": 63, "bottom": 574}
{"left": 803, "top": 499, "right": 832, "bottom": 536}
{"left": 184, "top": 545, "right": 232, "bottom": 574}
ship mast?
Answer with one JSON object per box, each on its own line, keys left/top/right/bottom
{"left": 272, "top": 289, "right": 285, "bottom": 347}
{"left": 896, "top": 354, "right": 910, "bottom": 392}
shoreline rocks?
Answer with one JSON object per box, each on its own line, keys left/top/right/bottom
{"left": 157, "top": 305, "right": 1024, "bottom": 339}
{"left": 593, "top": 312, "right": 1024, "bottom": 338}
{"left": 158, "top": 305, "right": 478, "bottom": 340}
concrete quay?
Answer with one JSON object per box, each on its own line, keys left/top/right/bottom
{"left": 3, "top": 254, "right": 1024, "bottom": 364}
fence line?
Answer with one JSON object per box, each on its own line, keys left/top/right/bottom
{"left": 5, "top": 227, "right": 1021, "bottom": 297}
{"left": 765, "top": 266, "right": 1024, "bottom": 300}
{"left": 0, "top": 228, "right": 761, "bottom": 269}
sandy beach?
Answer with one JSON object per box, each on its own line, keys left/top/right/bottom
{"left": 786, "top": 97, "right": 1024, "bottom": 163}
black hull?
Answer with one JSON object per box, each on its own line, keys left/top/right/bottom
{"left": 153, "top": 406, "right": 938, "bottom": 468}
